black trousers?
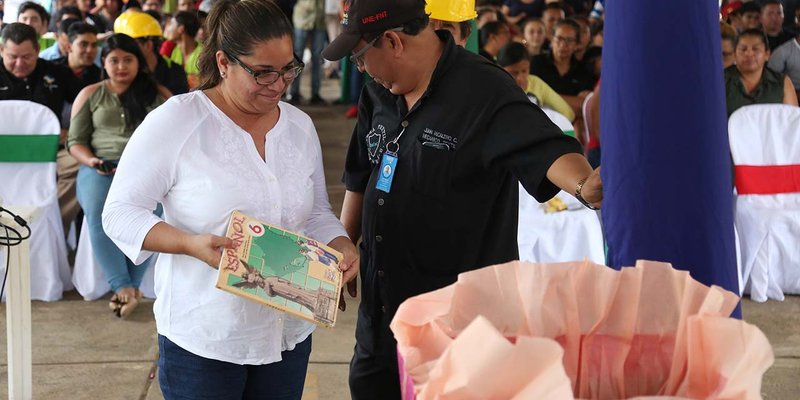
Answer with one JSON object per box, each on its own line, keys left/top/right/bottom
{"left": 349, "top": 306, "right": 402, "bottom": 400}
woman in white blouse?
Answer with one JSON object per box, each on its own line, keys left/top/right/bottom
{"left": 102, "top": 0, "right": 357, "bottom": 398}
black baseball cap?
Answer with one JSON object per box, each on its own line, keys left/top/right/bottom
{"left": 322, "top": 0, "right": 427, "bottom": 61}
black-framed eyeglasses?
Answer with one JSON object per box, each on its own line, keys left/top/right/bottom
{"left": 225, "top": 51, "right": 305, "bottom": 85}
{"left": 349, "top": 27, "right": 404, "bottom": 67}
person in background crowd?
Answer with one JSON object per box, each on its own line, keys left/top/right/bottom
{"left": 501, "top": 0, "right": 545, "bottom": 26}
{"left": 476, "top": 5, "right": 500, "bottom": 28}
{"left": 739, "top": 1, "right": 762, "bottom": 30}
{"left": 143, "top": 0, "right": 164, "bottom": 12}
{"left": 177, "top": 0, "right": 195, "bottom": 11}
{"left": 427, "top": 0, "right": 475, "bottom": 48}
{"left": 288, "top": 0, "right": 327, "bottom": 105}
{"left": 16, "top": 1, "right": 54, "bottom": 50}
{"left": 49, "top": 5, "right": 83, "bottom": 33}
{"left": 50, "top": 21, "right": 102, "bottom": 238}
{"left": 55, "top": 22, "right": 102, "bottom": 119}
{"left": 722, "top": 0, "right": 744, "bottom": 32}
{"left": 521, "top": 18, "right": 546, "bottom": 56}
{"left": 561, "top": 0, "right": 591, "bottom": 15}
{"left": 761, "top": 0, "right": 794, "bottom": 50}
{"left": 541, "top": 2, "right": 564, "bottom": 46}
{"left": 114, "top": 10, "right": 189, "bottom": 94}
{"left": 582, "top": 44, "right": 601, "bottom": 81}
{"left": 530, "top": 18, "right": 596, "bottom": 143}
{"left": 498, "top": 41, "right": 575, "bottom": 120}
{"left": 573, "top": 16, "right": 592, "bottom": 61}
{"left": 165, "top": 11, "right": 202, "bottom": 89}
{"left": 102, "top": 1, "right": 356, "bottom": 398}
{"left": 479, "top": 20, "right": 510, "bottom": 60}
{"left": 1, "top": 23, "right": 82, "bottom": 235}
{"left": 97, "top": 0, "right": 125, "bottom": 30}
{"left": 40, "top": 17, "right": 81, "bottom": 60}
{"left": 323, "top": 0, "right": 341, "bottom": 78}
{"left": 721, "top": 21, "right": 737, "bottom": 69}
{"left": 767, "top": 30, "right": 800, "bottom": 99}
{"left": 724, "top": 28, "right": 798, "bottom": 116}
{"left": 588, "top": 0, "right": 604, "bottom": 22}
{"left": 68, "top": 33, "right": 171, "bottom": 319}
{"left": 76, "top": 0, "right": 109, "bottom": 32}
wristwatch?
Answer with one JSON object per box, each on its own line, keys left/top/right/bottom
{"left": 575, "top": 178, "right": 599, "bottom": 210}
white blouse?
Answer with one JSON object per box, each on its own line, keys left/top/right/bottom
{"left": 103, "top": 91, "right": 347, "bottom": 365}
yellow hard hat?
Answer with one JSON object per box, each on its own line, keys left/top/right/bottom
{"left": 114, "top": 10, "right": 163, "bottom": 38}
{"left": 425, "top": 0, "right": 477, "bottom": 22}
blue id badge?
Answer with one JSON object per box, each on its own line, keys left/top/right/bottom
{"left": 375, "top": 151, "right": 398, "bottom": 193}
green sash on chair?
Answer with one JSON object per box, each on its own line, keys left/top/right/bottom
{"left": 0, "top": 135, "right": 60, "bottom": 162}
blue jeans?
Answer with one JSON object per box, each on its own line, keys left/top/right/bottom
{"left": 158, "top": 334, "right": 313, "bottom": 400}
{"left": 76, "top": 165, "right": 147, "bottom": 293}
{"left": 291, "top": 28, "right": 326, "bottom": 98}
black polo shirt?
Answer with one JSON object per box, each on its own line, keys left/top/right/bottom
{"left": 529, "top": 52, "right": 596, "bottom": 96}
{"left": 767, "top": 30, "right": 795, "bottom": 51}
{"left": 0, "top": 58, "right": 79, "bottom": 122}
{"left": 53, "top": 57, "right": 102, "bottom": 89}
{"left": 154, "top": 56, "right": 189, "bottom": 95}
{"left": 344, "top": 31, "right": 582, "bottom": 323}
{"left": 53, "top": 57, "right": 102, "bottom": 128}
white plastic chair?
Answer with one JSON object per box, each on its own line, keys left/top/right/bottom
{"left": 0, "top": 100, "right": 73, "bottom": 301}
{"left": 72, "top": 217, "right": 156, "bottom": 300}
{"left": 582, "top": 91, "right": 595, "bottom": 148}
{"left": 729, "top": 104, "right": 800, "bottom": 302}
{"left": 517, "top": 109, "right": 605, "bottom": 265}
{"left": 541, "top": 108, "right": 576, "bottom": 138}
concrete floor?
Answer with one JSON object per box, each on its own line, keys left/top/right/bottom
{"left": 1, "top": 79, "right": 798, "bottom": 399}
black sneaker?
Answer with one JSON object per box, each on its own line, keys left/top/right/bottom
{"left": 287, "top": 94, "right": 303, "bottom": 105}
{"left": 309, "top": 95, "right": 326, "bottom": 105}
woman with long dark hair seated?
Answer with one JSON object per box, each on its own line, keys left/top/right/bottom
{"left": 67, "top": 33, "right": 171, "bottom": 318}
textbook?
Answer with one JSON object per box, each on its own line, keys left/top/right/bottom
{"left": 216, "top": 211, "right": 343, "bottom": 328}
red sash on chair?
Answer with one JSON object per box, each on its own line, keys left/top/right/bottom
{"left": 735, "top": 165, "right": 800, "bottom": 195}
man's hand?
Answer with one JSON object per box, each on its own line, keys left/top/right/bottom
{"left": 328, "top": 235, "right": 359, "bottom": 311}
{"left": 581, "top": 166, "right": 603, "bottom": 208}
{"left": 184, "top": 234, "right": 235, "bottom": 269}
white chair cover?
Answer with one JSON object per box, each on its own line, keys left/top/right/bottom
{"left": 541, "top": 108, "right": 575, "bottom": 138}
{"left": 517, "top": 188, "right": 605, "bottom": 264}
{"left": 729, "top": 104, "right": 800, "bottom": 302}
{"left": 0, "top": 100, "right": 72, "bottom": 301}
{"left": 582, "top": 92, "right": 595, "bottom": 146}
{"left": 72, "top": 217, "right": 156, "bottom": 300}
{"left": 517, "top": 110, "right": 605, "bottom": 264}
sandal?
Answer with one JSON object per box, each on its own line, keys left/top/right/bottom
{"left": 118, "top": 289, "right": 143, "bottom": 318}
{"left": 109, "top": 294, "right": 124, "bottom": 317}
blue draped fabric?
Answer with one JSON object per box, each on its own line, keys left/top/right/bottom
{"left": 600, "top": 0, "right": 741, "bottom": 317}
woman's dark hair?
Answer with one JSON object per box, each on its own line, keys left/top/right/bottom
{"left": 479, "top": 21, "right": 506, "bottom": 48}
{"left": 555, "top": 19, "right": 582, "bottom": 43}
{"left": 734, "top": 28, "right": 769, "bottom": 50}
{"left": 497, "top": 42, "right": 529, "bottom": 67}
{"left": 102, "top": 33, "right": 159, "bottom": 128}
{"left": 17, "top": 1, "right": 50, "bottom": 23}
{"left": 197, "top": 0, "right": 293, "bottom": 90}
{"left": 174, "top": 11, "right": 201, "bottom": 38}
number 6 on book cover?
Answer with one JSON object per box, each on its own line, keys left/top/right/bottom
{"left": 216, "top": 211, "right": 344, "bottom": 327}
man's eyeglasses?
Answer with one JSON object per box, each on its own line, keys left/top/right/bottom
{"left": 553, "top": 35, "right": 577, "bottom": 45}
{"left": 349, "top": 27, "right": 404, "bottom": 67}
{"left": 225, "top": 51, "right": 305, "bottom": 85}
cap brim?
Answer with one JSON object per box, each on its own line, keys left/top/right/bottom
{"left": 322, "top": 32, "right": 361, "bottom": 61}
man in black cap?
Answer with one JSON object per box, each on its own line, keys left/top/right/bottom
{"left": 323, "top": 0, "right": 602, "bottom": 398}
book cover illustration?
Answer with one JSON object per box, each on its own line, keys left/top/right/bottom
{"left": 216, "top": 211, "right": 343, "bottom": 327}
